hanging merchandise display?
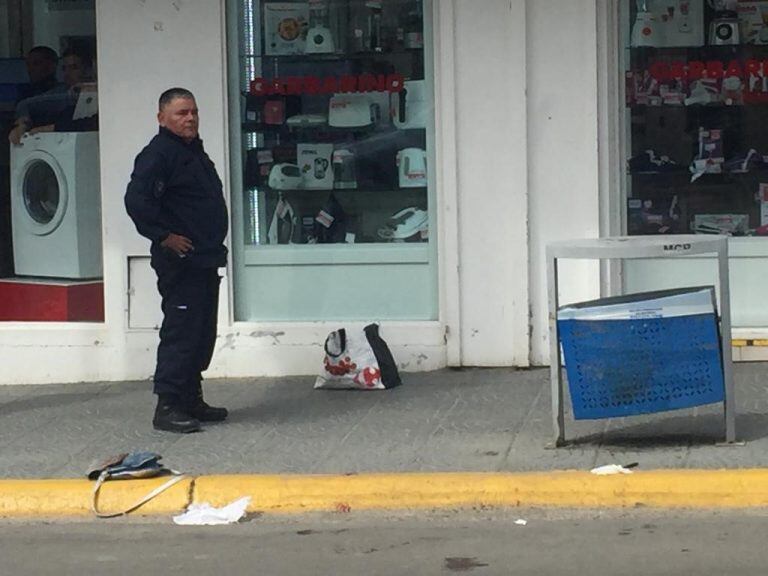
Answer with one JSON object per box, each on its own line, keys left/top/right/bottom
{"left": 267, "top": 196, "right": 298, "bottom": 244}
{"left": 313, "top": 193, "right": 348, "bottom": 243}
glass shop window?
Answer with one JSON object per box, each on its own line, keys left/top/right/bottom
{"left": 232, "top": 0, "right": 433, "bottom": 247}
{"left": 0, "top": 3, "right": 102, "bottom": 323}
{"left": 623, "top": 0, "right": 768, "bottom": 237}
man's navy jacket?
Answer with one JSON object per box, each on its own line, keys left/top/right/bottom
{"left": 125, "top": 127, "right": 228, "bottom": 269}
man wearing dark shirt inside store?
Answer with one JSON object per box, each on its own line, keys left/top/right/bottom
{"left": 19, "top": 46, "right": 60, "bottom": 101}
{"left": 125, "top": 88, "right": 229, "bottom": 433}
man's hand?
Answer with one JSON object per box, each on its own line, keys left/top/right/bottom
{"left": 8, "top": 123, "right": 27, "bottom": 145}
{"left": 161, "top": 233, "right": 194, "bottom": 257}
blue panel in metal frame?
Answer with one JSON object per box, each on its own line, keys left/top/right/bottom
{"left": 558, "top": 311, "right": 724, "bottom": 420}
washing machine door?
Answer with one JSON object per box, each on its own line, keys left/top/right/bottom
{"left": 16, "top": 151, "right": 68, "bottom": 236}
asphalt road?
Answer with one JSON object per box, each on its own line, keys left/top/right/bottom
{"left": 2, "top": 508, "right": 768, "bottom": 575}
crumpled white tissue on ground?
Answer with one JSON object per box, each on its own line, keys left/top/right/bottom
{"left": 590, "top": 464, "right": 634, "bottom": 476}
{"left": 514, "top": 519, "right": 528, "bottom": 526}
{"left": 173, "top": 496, "right": 251, "bottom": 525}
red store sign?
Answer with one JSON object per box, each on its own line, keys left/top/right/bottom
{"left": 648, "top": 59, "right": 768, "bottom": 82}
{"left": 250, "top": 73, "right": 406, "bottom": 96}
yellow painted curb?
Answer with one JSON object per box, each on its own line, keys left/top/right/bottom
{"left": 3, "top": 471, "right": 768, "bottom": 517}
{"left": 194, "top": 470, "right": 768, "bottom": 514}
{"left": 0, "top": 477, "right": 193, "bottom": 517}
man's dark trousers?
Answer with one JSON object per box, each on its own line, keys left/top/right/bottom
{"left": 153, "top": 263, "right": 221, "bottom": 406}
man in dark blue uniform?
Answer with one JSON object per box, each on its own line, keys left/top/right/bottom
{"left": 125, "top": 88, "right": 229, "bottom": 433}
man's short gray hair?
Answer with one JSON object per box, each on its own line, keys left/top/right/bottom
{"left": 159, "top": 87, "right": 195, "bottom": 111}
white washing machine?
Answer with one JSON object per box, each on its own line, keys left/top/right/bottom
{"left": 10, "top": 132, "right": 102, "bottom": 279}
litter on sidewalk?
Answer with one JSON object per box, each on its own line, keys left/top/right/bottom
{"left": 590, "top": 464, "right": 636, "bottom": 476}
{"left": 173, "top": 496, "right": 251, "bottom": 525}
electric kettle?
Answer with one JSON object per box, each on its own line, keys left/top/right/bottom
{"left": 397, "top": 148, "right": 427, "bottom": 188}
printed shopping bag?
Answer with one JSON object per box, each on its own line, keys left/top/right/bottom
{"left": 315, "top": 323, "right": 401, "bottom": 390}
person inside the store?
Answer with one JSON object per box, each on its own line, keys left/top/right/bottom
{"left": 8, "top": 48, "right": 97, "bottom": 145}
{"left": 125, "top": 87, "right": 229, "bottom": 434}
{"left": 17, "top": 45, "right": 61, "bottom": 102}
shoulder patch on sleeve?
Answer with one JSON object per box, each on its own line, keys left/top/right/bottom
{"left": 153, "top": 179, "right": 166, "bottom": 198}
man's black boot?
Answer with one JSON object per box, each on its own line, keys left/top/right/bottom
{"left": 153, "top": 400, "right": 201, "bottom": 433}
{"left": 188, "top": 398, "right": 228, "bottom": 422}
{"left": 188, "top": 384, "right": 228, "bottom": 422}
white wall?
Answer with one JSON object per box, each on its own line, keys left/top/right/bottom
{"left": 452, "top": 0, "right": 529, "bottom": 366}
{"left": 527, "top": 0, "right": 602, "bottom": 365}
{"left": 97, "top": 0, "right": 229, "bottom": 382}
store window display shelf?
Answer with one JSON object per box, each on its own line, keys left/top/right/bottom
{"left": 629, "top": 170, "right": 768, "bottom": 178}
{"left": 243, "top": 243, "right": 429, "bottom": 266}
{"left": 628, "top": 102, "right": 768, "bottom": 110}
{"left": 260, "top": 185, "right": 426, "bottom": 194}
{"left": 241, "top": 122, "right": 425, "bottom": 136}
{"left": 230, "top": 0, "right": 434, "bottom": 320}
{"left": 626, "top": 44, "right": 752, "bottom": 54}
{"left": 256, "top": 49, "right": 425, "bottom": 63}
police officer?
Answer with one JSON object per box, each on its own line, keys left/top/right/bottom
{"left": 125, "top": 87, "right": 229, "bottom": 433}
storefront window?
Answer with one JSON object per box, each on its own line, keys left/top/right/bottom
{"left": 622, "top": 0, "right": 768, "bottom": 237}
{"left": 228, "top": 0, "right": 437, "bottom": 321}
{"left": 0, "top": 5, "right": 102, "bottom": 322}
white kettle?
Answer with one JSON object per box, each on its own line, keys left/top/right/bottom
{"left": 397, "top": 148, "right": 427, "bottom": 188}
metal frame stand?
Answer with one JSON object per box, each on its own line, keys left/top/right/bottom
{"left": 546, "top": 235, "right": 734, "bottom": 447}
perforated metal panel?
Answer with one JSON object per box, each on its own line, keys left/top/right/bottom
{"left": 558, "top": 314, "right": 724, "bottom": 420}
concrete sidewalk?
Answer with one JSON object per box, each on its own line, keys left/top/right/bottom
{"left": 1, "top": 363, "right": 768, "bottom": 516}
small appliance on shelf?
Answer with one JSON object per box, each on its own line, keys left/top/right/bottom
{"left": 708, "top": 0, "right": 739, "bottom": 45}
{"left": 264, "top": 2, "right": 309, "bottom": 55}
{"left": 306, "top": 0, "right": 335, "bottom": 54}
{"left": 630, "top": 0, "right": 705, "bottom": 47}
{"left": 396, "top": 147, "right": 427, "bottom": 188}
